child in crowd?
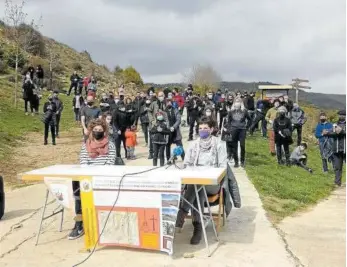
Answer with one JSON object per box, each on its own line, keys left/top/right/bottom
{"left": 150, "top": 112, "right": 170, "bottom": 166}
{"left": 290, "top": 142, "right": 313, "bottom": 173}
{"left": 125, "top": 125, "right": 137, "bottom": 160}
{"left": 103, "top": 112, "right": 118, "bottom": 145}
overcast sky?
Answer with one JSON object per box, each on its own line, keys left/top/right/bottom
{"left": 2, "top": 0, "right": 346, "bottom": 93}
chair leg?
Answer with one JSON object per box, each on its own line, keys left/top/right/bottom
{"left": 217, "top": 190, "right": 224, "bottom": 233}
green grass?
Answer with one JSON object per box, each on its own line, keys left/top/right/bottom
{"left": 0, "top": 78, "right": 75, "bottom": 160}
{"left": 245, "top": 133, "right": 341, "bottom": 223}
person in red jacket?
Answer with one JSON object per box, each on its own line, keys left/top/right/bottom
{"left": 83, "top": 76, "right": 90, "bottom": 96}
{"left": 172, "top": 89, "right": 185, "bottom": 115}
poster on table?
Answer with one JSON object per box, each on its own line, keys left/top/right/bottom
{"left": 44, "top": 177, "right": 74, "bottom": 209}
{"left": 92, "top": 174, "right": 181, "bottom": 255}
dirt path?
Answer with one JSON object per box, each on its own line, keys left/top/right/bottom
{"left": 2, "top": 128, "right": 82, "bottom": 190}
{"left": 279, "top": 188, "right": 346, "bottom": 267}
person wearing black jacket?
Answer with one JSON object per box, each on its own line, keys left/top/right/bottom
{"left": 327, "top": 110, "right": 346, "bottom": 186}
{"left": 273, "top": 106, "right": 293, "bottom": 165}
{"left": 165, "top": 100, "right": 185, "bottom": 161}
{"left": 226, "top": 98, "right": 250, "bottom": 167}
{"left": 99, "top": 93, "right": 110, "bottom": 113}
{"left": 250, "top": 98, "right": 267, "bottom": 137}
{"left": 22, "top": 75, "right": 36, "bottom": 115}
{"left": 139, "top": 99, "right": 151, "bottom": 146}
{"left": 113, "top": 103, "right": 128, "bottom": 158}
{"left": 36, "top": 65, "right": 44, "bottom": 90}
{"left": 133, "top": 92, "right": 145, "bottom": 126}
{"left": 187, "top": 95, "right": 203, "bottom": 141}
{"left": 125, "top": 98, "right": 137, "bottom": 127}
{"left": 43, "top": 96, "right": 57, "bottom": 145}
{"left": 246, "top": 92, "right": 255, "bottom": 129}
{"left": 72, "top": 92, "right": 84, "bottom": 122}
{"left": 52, "top": 90, "right": 64, "bottom": 138}
{"left": 68, "top": 71, "right": 80, "bottom": 96}
{"left": 217, "top": 96, "right": 228, "bottom": 130}
{"left": 27, "top": 66, "right": 35, "bottom": 81}
{"left": 150, "top": 112, "right": 170, "bottom": 166}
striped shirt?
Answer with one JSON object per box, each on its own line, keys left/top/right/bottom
{"left": 80, "top": 141, "right": 116, "bottom": 165}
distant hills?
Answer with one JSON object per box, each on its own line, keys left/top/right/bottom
{"left": 146, "top": 81, "right": 346, "bottom": 110}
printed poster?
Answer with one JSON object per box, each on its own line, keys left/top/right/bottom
{"left": 265, "top": 89, "right": 287, "bottom": 99}
{"left": 44, "top": 177, "right": 74, "bottom": 210}
{"left": 92, "top": 174, "right": 181, "bottom": 255}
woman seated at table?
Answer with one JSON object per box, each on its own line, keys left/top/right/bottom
{"left": 69, "top": 118, "right": 116, "bottom": 240}
{"left": 176, "top": 116, "right": 227, "bottom": 245}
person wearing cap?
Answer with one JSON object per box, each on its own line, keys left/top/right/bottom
{"left": 315, "top": 112, "right": 334, "bottom": 173}
{"left": 266, "top": 99, "right": 282, "bottom": 155}
{"left": 290, "top": 103, "right": 307, "bottom": 146}
{"left": 326, "top": 110, "right": 346, "bottom": 186}
{"left": 273, "top": 106, "right": 292, "bottom": 165}
{"left": 290, "top": 142, "right": 313, "bottom": 173}
{"left": 42, "top": 95, "right": 57, "bottom": 145}
{"left": 52, "top": 90, "right": 64, "bottom": 138}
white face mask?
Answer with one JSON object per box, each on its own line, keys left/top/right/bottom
{"left": 115, "top": 99, "right": 119, "bottom": 104}
{"left": 234, "top": 103, "right": 241, "bottom": 109}
{"left": 158, "top": 96, "right": 164, "bottom": 101}
{"left": 208, "top": 95, "right": 213, "bottom": 99}
{"left": 206, "top": 111, "right": 212, "bottom": 116}
{"left": 299, "top": 146, "right": 305, "bottom": 151}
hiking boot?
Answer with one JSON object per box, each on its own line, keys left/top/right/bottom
{"left": 44, "top": 140, "right": 48, "bottom": 145}
{"left": 175, "top": 209, "right": 188, "bottom": 228}
{"left": 190, "top": 222, "right": 203, "bottom": 245}
{"left": 68, "top": 222, "right": 84, "bottom": 240}
{"left": 148, "top": 154, "right": 153, "bottom": 160}
{"left": 188, "top": 138, "right": 193, "bottom": 141}
{"left": 25, "top": 112, "right": 29, "bottom": 116}
{"left": 31, "top": 112, "right": 35, "bottom": 116}
{"left": 308, "top": 168, "right": 313, "bottom": 174}
{"left": 241, "top": 162, "right": 245, "bottom": 168}
{"left": 234, "top": 162, "right": 239, "bottom": 168}
{"left": 52, "top": 140, "right": 56, "bottom": 145}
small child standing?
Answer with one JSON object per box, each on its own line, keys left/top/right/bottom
{"left": 290, "top": 142, "right": 313, "bottom": 173}
{"left": 125, "top": 125, "right": 137, "bottom": 160}
{"left": 150, "top": 112, "right": 170, "bottom": 166}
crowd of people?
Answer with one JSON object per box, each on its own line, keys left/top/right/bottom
{"left": 30, "top": 71, "right": 345, "bottom": 242}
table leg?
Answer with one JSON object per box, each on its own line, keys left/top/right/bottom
{"left": 194, "top": 185, "right": 210, "bottom": 256}
{"left": 36, "top": 189, "right": 49, "bottom": 246}
{"left": 202, "top": 186, "right": 219, "bottom": 241}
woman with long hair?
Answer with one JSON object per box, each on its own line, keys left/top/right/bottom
{"left": 69, "top": 119, "right": 116, "bottom": 240}
{"left": 226, "top": 97, "right": 249, "bottom": 167}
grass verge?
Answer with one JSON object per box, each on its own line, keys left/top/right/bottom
{"left": 244, "top": 133, "right": 343, "bottom": 223}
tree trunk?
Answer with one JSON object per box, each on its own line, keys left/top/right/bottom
{"left": 14, "top": 53, "right": 19, "bottom": 108}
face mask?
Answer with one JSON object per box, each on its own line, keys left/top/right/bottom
{"left": 167, "top": 104, "right": 172, "bottom": 108}
{"left": 158, "top": 96, "right": 164, "bottom": 102}
{"left": 320, "top": 118, "right": 326, "bottom": 123}
{"left": 92, "top": 131, "right": 104, "bottom": 140}
{"left": 339, "top": 116, "right": 346, "bottom": 122}
{"left": 120, "top": 107, "right": 126, "bottom": 112}
{"left": 157, "top": 116, "right": 164, "bottom": 121}
{"left": 149, "top": 92, "right": 153, "bottom": 96}
{"left": 300, "top": 146, "right": 305, "bottom": 151}
{"left": 48, "top": 97, "right": 53, "bottom": 102}
{"left": 87, "top": 101, "right": 94, "bottom": 106}
{"left": 102, "top": 96, "right": 107, "bottom": 100}
{"left": 221, "top": 95, "right": 225, "bottom": 99}
{"left": 199, "top": 129, "right": 210, "bottom": 139}
{"left": 234, "top": 103, "right": 241, "bottom": 109}
{"left": 168, "top": 95, "right": 172, "bottom": 99}
{"left": 53, "top": 94, "right": 58, "bottom": 98}
{"left": 208, "top": 95, "right": 213, "bottom": 99}
{"left": 115, "top": 99, "right": 119, "bottom": 104}
{"left": 206, "top": 111, "right": 212, "bottom": 116}
{"left": 279, "top": 112, "right": 286, "bottom": 118}
{"left": 274, "top": 103, "right": 280, "bottom": 108}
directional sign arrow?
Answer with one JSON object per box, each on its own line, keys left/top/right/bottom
{"left": 292, "top": 78, "right": 309, "bottom": 83}
{"left": 291, "top": 84, "right": 311, "bottom": 89}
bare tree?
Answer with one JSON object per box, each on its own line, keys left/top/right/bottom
{"left": 46, "top": 41, "right": 60, "bottom": 90}
{"left": 183, "top": 63, "right": 222, "bottom": 95}
{"left": 3, "top": 0, "right": 42, "bottom": 107}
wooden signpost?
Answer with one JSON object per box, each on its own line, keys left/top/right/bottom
{"left": 292, "top": 78, "right": 311, "bottom": 104}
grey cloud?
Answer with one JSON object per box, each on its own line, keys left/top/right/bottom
{"left": 10, "top": 0, "right": 346, "bottom": 93}
{"left": 102, "top": 0, "right": 223, "bottom": 14}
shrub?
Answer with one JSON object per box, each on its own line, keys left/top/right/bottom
{"left": 123, "top": 66, "right": 143, "bottom": 86}
{"left": 0, "top": 61, "right": 8, "bottom": 74}
{"left": 18, "top": 24, "right": 46, "bottom": 56}
{"left": 5, "top": 46, "right": 27, "bottom": 69}
{"left": 72, "top": 62, "right": 83, "bottom": 71}
{"left": 81, "top": 50, "right": 93, "bottom": 62}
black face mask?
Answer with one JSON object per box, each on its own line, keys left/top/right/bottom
{"left": 92, "top": 131, "right": 104, "bottom": 140}
{"left": 320, "top": 119, "right": 326, "bottom": 123}
{"left": 87, "top": 101, "right": 94, "bottom": 106}
{"left": 279, "top": 113, "right": 286, "bottom": 118}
